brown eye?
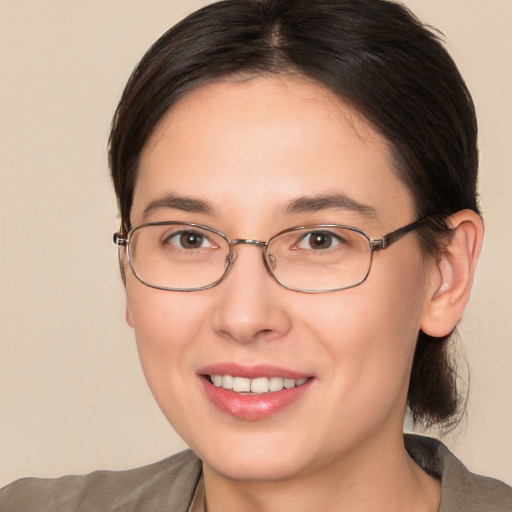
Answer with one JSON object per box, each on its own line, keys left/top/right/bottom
{"left": 179, "top": 231, "right": 205, "bottom": 249}
{"left": 308, "top": 232, "right": 333, "bottom": 250}
{"left": 163, "top": 230, "right": 211, "bottom": 249}
{"left": 297, "top": 231, "right": 341, "bottom": 250}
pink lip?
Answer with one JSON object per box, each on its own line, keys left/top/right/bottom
{"left": 197, "top": 363, "right": 314, "bottom": 421}
{"left": 198, "top": 362, "right": 310, "bottom": 380}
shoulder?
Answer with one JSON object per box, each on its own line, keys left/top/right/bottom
{"left": 0, "top": 449, "right": 202, "bottom": 512}
{"left": 405, "top": 434, "right": 512, "bottom": 511}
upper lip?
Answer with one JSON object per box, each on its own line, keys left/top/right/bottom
{"left": 197, "top": 362, "right": 312, "bottom": 380}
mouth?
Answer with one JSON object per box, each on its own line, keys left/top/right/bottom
{"left": 203, "top": 374, "right": 309, "bottom": 394}
{"left": 198, "top": 365, "right": 314, "bottom": 420}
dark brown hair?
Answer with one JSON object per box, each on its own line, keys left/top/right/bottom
{"left": 109, "top": 0, "right": 479, "bottom": 429}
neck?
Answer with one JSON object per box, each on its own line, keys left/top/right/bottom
{"left": 202, "top": 433, "right": 440, "bottom": 512}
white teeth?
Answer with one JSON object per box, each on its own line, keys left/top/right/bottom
{"left": 283, "top": 378, "right": 296, "bottom": 389}
{"left": 268, "top": 376, "right": 284, "bottom": 392}
{"left": 221, "top": 375, "right": 233, "bottom": 389}
{"left": 210, "top": 374, "right": 308, "bottom": 394}
{"left": 232, "top": 377, "right": 251, "bottom": 392}
{"left": 211, "top": 375, "right": 223, "bottom": 387}
{"left": 251, "top": 377, "right": 269, "bottom": 393}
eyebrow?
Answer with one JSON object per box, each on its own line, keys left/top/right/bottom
{"left": 283, "top": 194, "right": 377, "bottom": 218}
{"left": 142, "top": 193, "right": 215, "bottom": 219}
{"left": 142, "top": 192, "right": 376, "bottom": 221}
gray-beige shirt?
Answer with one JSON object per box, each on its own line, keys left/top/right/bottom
{"left": 1, "top": 434, "right": 510, "bottom": 511}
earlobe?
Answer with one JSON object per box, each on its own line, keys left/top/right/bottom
{"left": 420, "top": 210, "right": 483, "bottom": 338}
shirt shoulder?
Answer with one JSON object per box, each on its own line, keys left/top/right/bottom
{"left": 0, "top": 449, "right": 202, "bottom": 512}
{"left": 405, "top": 434, "right": 512, "bottom": 512}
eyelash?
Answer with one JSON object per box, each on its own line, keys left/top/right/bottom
{"left": 293, "top": 231, "right": 346, "bottom": 251}
{"left": 161, "top": 230, "right": 217, "bottom": 250}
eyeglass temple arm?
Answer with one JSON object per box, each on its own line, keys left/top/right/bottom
{"left": 372, "top": 217, "right": 429, "bottom": 250}
{"left": 113, "top": 233, "right": 128, "bottom": 246}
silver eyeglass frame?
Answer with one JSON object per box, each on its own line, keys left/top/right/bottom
{"left": 113, "top": 217, "right": 429, "bottom": 293}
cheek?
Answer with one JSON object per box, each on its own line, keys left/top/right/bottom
{"left": 299, "top": 248, "right": 427, "bottom": 411}
{"left": 307, "top": 254, "right": 425, "bottom": 341}
{"left": 124, "top": 279, "right": 210, "bottom": 406}
{"left": 126, "top": 278, "right": 208, "bottom": 341}
{"left": 125, "top": 280, "right": 229, "bottom": 450}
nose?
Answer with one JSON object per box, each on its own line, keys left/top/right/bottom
{"left": 211, "top": 242, "right": 292, "bottom": 345}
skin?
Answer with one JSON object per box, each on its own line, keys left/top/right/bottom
{"left": 124, "top": 75, "right": 482, "bottom": 511}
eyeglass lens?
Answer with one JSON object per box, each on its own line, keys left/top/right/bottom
{"left": 126, "top": 223, "right": 373, "bottom": 292}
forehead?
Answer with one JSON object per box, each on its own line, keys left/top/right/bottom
{"left": 133, "top": 75, "right": 415, "bottom": 231}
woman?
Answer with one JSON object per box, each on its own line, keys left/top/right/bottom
{"left": 1, "top": 0, "right": 510, "bottom": 510}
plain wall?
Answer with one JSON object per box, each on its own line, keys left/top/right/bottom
{"left": 0, "top": 0, "right": 510, "bottom": 486}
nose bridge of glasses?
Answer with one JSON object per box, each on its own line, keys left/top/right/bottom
{"left": 229, "top": 238, "right": 268, "bottom": 248}
{"left": 227, "top": 238, "right": 275, "bottom": 273}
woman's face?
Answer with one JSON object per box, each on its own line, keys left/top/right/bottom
{"left": 126, "top": 75, "right": 435, "bottom": 481}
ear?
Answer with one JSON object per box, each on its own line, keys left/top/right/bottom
{"left": 420, "top": 209, "right": 483, "bottom": 337}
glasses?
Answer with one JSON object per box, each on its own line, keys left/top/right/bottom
{"left": 113, "top": 218, "right": 428, "bottom": 293}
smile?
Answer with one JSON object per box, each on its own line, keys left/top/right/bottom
{"left": 207, "top": 375, "right": 309, "bottom": 394}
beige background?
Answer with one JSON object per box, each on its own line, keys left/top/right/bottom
{"left": 0, "top": 0, "right": 510, "bottom": 487}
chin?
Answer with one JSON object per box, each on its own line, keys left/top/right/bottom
{"left": 185, "top": 426, "right": 320, "bottom": 482}
{"left": 204, "top": 449, "right": 311, "bottom": 482}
